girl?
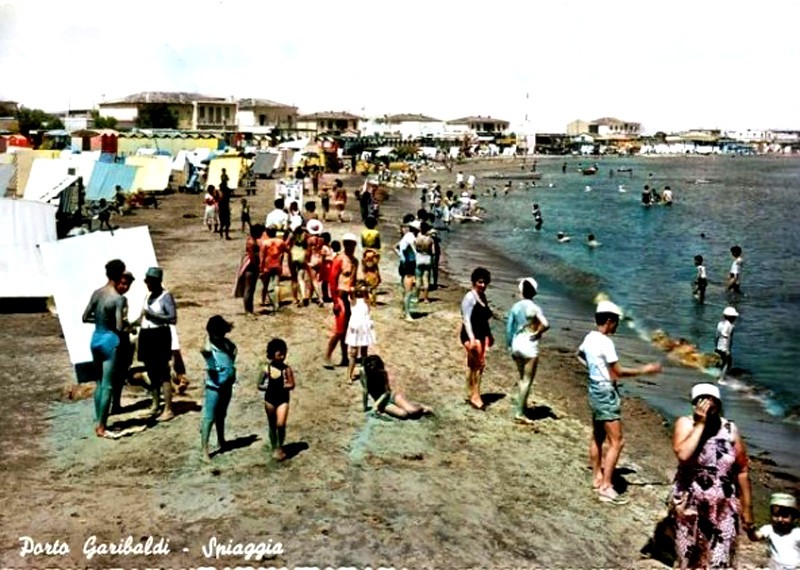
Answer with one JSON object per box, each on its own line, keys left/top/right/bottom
{"left": 257, "top": 338, "right": 295, "bottom": 461}
{"left": 345, "top": 281, "right": 376, "bottom": 382}
{"left": 360, "top": 216, "right": 382, "bottom": 306}
{"left": 362, "top": 354, "right": 432, "bottom": 419}
{"left": 394, "top": 219, "right": 420, "bottom": 321}
{"left": 460, "top": 267, "right": 493, "bottom": 411}
{"left": 200, "top": 315, "right": 237, "bottom": 460}
{"left": 305, "top": 219, "right": 326, "bottom": 305}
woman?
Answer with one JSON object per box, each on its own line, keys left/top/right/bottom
{"left": 414, "top": 221, "right": 434, "bottom": 304}
{"left": 460, "top": 267, "right": 494, "bottom": 410}
{"left": 394, "top": 219, "right": 419, "bottom": 322}
{"left": 200, "top": 315, "right": 237, "bottom": 460}
{"left": 505, "top": 277, "right": 549, "bottom": 425}
{"left": 138, "top": 267, "right": 177, "bottom": 421}
{"left": 82, "top": 259, "right": 129, "bottom": 437}
{"left": 671, "top": 383, "right": 754, "bottom": 569}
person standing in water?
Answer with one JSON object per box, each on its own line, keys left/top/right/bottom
{"left": 532, "top": 203, "right": 543, "bottom": 231}
{"left": 693, "top": 254, "right": 708, "bottom": 303}
{"left": 727, "top": 245, "right": 744, "bottom": 296}
{"left": 82, "top": 259, "right": 129, "bottom": 438}
{"left": 716, "top": 306, "right": 738, "bottom": 382}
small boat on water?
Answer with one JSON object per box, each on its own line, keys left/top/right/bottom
{"left": 484, "top": 171, "right": 542, "bottom": 181}
{"left": 581, "top": 166, "right": 598, "bottom": 176}
{"left": 616, "top": 167, "right": 633, "bottom": 173}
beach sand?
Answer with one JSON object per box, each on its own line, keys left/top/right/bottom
{"left": 0, "top": 162, "right": 776, "bottom": 568}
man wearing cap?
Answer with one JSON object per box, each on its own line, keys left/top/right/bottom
{"left": 577, "top": 300, "right": 662, "bottom": 505}
{"left": 325, "top": 233, "right": 359, "bottom": 367}
{"left": 716, "top": 306, "right": 738, "bottom": 382}
{"left": 138, "top": 267, "right": 178, "bottom": 421}
{"left": 748, "top": 492, "right": 800, "bottom": 569}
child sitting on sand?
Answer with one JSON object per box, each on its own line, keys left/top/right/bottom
{"left": 257, "top": 338, "right": 296, "bottom": 461}
{"left": 747, "top": 492, "right": 800, "bottom": 569}
{"left": 361, "top": 354, "right": 432, "bottom": 419}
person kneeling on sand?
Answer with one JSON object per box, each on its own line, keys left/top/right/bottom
{"left": 257, "top": 338, "right": 295, "bottom": 461}
{"left": 361, "top": 355, "right": 432, "bottom": 419}
{"left": 200, "top": 316, "right": 237, "bottom": 460}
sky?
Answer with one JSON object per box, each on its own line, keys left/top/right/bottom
{"left": 1, "top": 0, "right": 798, "bottom": 134}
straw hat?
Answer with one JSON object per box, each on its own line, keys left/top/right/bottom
{"left": 596, "top": 300, "right": 623, "bottom": 317}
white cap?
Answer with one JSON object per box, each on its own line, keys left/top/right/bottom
{"left": 518, "top": 277, "right": 538, "bottom": 295}
{"left": 691, "top": 383, "right": 721, "bottom": 403}
{"left": 770, "top": 493, "right": 798, "bottom": 510}
{"left": 596, "top": 300, "right": 623, "bottom": 317}
{"left": 342, "top": 232, "right": 358, "bottom": 243}
{"left": 723, "top": 306, "right": 739, "bottom": 317}
{"left": 306, "top": 219, "right": 323, "bottom": 235}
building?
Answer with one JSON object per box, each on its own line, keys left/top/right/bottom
{"left": 236, "top": 98, "right": 298, "bottom": 134}
{"left": 446, "top": 116, "right": 510, "bottom": 136}
{"left": 296, "top": 111, "right": 363, "bottom": 137}
{"left": 99, "top": 92, "right": 237, "bottom": 131}
{"left": 375, "top": 113, "right": 445, "bottom": 139}
{"left": 566, "top": 117, "right": 641, "bottom": 137}
{"left": 0, "top": 100, "right": 19, "bottom": 132}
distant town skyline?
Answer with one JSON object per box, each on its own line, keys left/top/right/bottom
{"left": 1, "top": 0, "right": 798, "bottom": 134}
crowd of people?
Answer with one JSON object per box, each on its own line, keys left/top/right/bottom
{"left": 80, "top": 165, "right": 797, "bottom": 568}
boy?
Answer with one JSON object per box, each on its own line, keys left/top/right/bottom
{"left": 693, "top": 254, "right": 708, "bottom": 303}
{"left": 577, "top": 300, "right": 662, "bottom": 505}
{"left": 747, "top": 492, "right": 800, "bottom": 570}
{"left": 727, "top": 245, "right": 743, "bottom": 295}
{"left": 716, "top": 306, "right": 738, "bottom": 382}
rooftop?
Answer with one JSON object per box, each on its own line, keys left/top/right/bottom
{"left": 102, "top": 92, "right": 230, "bottom": 105}
{"left": 447, "top": 115, "right": 509, "bottom": 125}
{"left": 298, "top": 111, "right": 364, "bottom": 121}
{"left": 383, "top": 113, "right": 441, "bottom": 123}
{"left": 237, "top": 98, "right": 296, "bottom": 110}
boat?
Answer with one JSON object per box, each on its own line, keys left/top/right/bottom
{"left": 483, "top": 171, "right": 542, "bottom": 181}
{"left": 616, "top": 167, "right": 633, "bottom": 173}
{"left": 581, "top": 166, "right": 598, "bottom": 175}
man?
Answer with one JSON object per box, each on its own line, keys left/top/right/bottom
{"left": 265, "top": 198, "right": 289, "bottom": 231}
{"left": 576, "top": 300, "right": 662, "bottom": 505}
{"left": 324, "top": 233, "right": 359, "bottom": 367}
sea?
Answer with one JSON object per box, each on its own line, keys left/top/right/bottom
{"left": 430, "top": 155, "right": 800, "bottom": 481}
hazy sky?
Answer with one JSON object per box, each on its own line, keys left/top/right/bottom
{"left": 1, "top": 0, "right": 797, "bottom": 133}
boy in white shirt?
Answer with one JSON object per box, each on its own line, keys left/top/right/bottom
{"left": 577, "top": 300, "right": 662, "bottom": 505}
{"left": 693, "top": 254, "right": 708, "bottom": 303}
{"left": 716, "top": 306, "right": 738, "bottom": 382}
{"left": 747, "top": 492, "right": 800, "bottom": 570}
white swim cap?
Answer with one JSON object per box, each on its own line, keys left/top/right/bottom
{"left": 596, "top": 300, "right": 623, "bottom": 317}
{"left": 518, "top": 277, "right": 538, "bottom": 295}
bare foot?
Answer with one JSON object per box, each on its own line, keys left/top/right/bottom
{"left": 514, "top": 414, "right": 536, "bottom": 426}
{"left": 95, "top": 426, "right": 106, "bottom": 438}
{"left": 272, "top": 447, "right": 287, "bottom": 461}
{"left": 157, "top": 411, "right": 175, "bottom": 422}
{"left": 468, "top": 398, "right": 486, "bottom": 411}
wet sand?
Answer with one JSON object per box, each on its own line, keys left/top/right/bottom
{"left": 0, "top": 161, "right": 778, "bottom": 568}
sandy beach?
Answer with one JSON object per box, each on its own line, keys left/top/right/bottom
{"left": 0, "top": 162, "right": 780, "bottom": 568}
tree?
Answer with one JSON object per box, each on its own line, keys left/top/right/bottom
{"left": 134, "top": 104, "right": 178, "bottom": 129}
{"left": 91, "top": 110, "right": 118, "bottom": 130}
{"left": 15, "top": 107, "right": 64, "bottom": 136}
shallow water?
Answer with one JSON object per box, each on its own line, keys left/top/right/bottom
{"left": 433, "top": 156, "right": 800, "bottom": 478}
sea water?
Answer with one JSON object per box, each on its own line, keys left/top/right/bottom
{"left": 434, "top": 155, "right": 800, "bottom": 479}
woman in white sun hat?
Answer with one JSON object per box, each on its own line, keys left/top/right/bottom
{"left": 505, "top": 277, "right": 549, "bottom": 425}
{"left": 671, "top": 382, "right": 753, "bottom": 569}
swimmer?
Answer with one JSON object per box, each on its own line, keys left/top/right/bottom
{"left": 587, "top": 234, "right": 600, "bottom": 247}
{"left": 557, "top": 232, "right": 571, "bottom": 243}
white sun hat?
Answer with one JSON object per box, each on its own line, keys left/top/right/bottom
{"left": 691, "top": 383, "right": 721, "bottom": 403}
{"left": 596, "top": 300, "right": 623, "bottom": 317}
{"left": 518, "top": 277, "right": 538, "bottom": 295}
{"left": 723, "top": 306, "right": 739, "bottom": 317}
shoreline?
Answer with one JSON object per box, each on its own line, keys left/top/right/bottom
{"left": 0, "top": 170, "right": 780, "bottom": 568}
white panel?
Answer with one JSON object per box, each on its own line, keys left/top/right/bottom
{"left": 39, "top": 226, "right": 158, "bottom": 365}
{"left": 0, "top": 199, "right": 58, "bottom": 297}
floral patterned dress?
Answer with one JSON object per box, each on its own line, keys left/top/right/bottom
{"left": 671, "top": 418, "right": 743, "bottom": 569}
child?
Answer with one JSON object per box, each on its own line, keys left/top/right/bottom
{"left": 716, "top": 306, "right": 738, "bottom": 382}
{"left": 361, "top": 354, "right": 432, "bottom": 419}
{"left": 693, "top": 254, "right": 708, "bottom": 303}
{"left": 319, "top": 186, "right": 331, "bottom": 222}
{"left": 240, "top": 199, "right": 251, "bottom": 233}
{"left": 257, "top": 338, "right": 295, "bottom": 461}
{"left": 727, "top": 245, "right": 744, "bottom": 295}
{"left": 361, "top": 216, "right": 382, "bottom": 305}
{"left": 747, "top": 492, "right": 800, "bottom": 570}
{"left": 200, "top": 316, "right": 237, "bottom": 460}
{"left": 345, "top": 281, "right": 376, "bottom": 382}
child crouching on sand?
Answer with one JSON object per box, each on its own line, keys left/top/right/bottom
{"left": 361, "top": 354, "right": 432, "bottom": 419}
{"left": 257, "top": 338, "right": 295, "bottom": 461}
{"left": 200, "top": 315, "right": 237, "bottom": 460}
